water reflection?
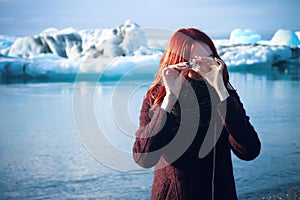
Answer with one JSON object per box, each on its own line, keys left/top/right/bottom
{"left": 0, "top": 63, "right": 299, "bottom": 199}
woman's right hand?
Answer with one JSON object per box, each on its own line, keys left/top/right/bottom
{"left": 162, "top": 62, "right": 190, "bottom": 96}
{"left": 160, "top": 63, "right": 190, "bottom": 112}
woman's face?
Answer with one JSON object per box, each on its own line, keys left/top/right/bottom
{"left": 188, "top": 41, "right": 216, "bottom": 74}
{"left": 190, "top": 41, "right": 213, "bottom": 58}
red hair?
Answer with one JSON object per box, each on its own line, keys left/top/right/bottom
{"left": 146, "top": 28, "right": 229, "bottom": 106}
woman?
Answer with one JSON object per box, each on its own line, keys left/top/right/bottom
{"left": 132, "top": 28, "right": 261, "bottom": 200}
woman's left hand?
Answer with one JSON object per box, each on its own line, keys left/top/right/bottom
{"left": 191, "top": 57, "right": 229, "bottom": 101}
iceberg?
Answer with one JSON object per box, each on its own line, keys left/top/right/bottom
{"left": 1, "top": 20, "right": 148, "bottom": 60}
{"left": 229, "top": 29, "right": 262, "bottom": 45}
{"left": 270, "top": 29, "right": 300, "bottom": 46}
{"left": 0, "top": 52, "right": 162, "bottom": 82}
{"left": 296, "top": 31, "right": 300, "bottom": 41}
{"left": 0, "top": 22, "right": 299, "bottom": 82}
{"left": 214, "top": 28, "right": 299, "bottom": 69}
{"left": 217, "top": 44, "right": 293, "bottom": 69}
{"left": 0, "top": 35, "right": 16, "bottom": 50}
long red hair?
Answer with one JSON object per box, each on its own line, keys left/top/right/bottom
{"left": 146, "top": 28, "right": 229, "bottom": 106}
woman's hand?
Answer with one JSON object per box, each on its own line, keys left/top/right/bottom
{"left": 160, "top": 63, "right": 190, "bottom": 112}
{"left": 191, "top": 57, "right": 229, "bottom": 101}
{"left": 162, "top": 63, "right": 190, "bottom": 96}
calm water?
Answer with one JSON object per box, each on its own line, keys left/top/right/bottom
{"left": 0, "top": 67, "right": 299, "bottom": 199}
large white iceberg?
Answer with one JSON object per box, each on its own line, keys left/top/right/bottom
{"left": 270, "top": 29, "right": 300, "bottom": 46}
{"left": 2, "top": 20, "right": 148, "bottom": 60}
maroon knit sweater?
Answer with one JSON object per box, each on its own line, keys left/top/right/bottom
{"left": 133, "top": 78, "right": 261, "bottom": 200}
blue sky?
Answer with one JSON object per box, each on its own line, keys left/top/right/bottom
{"left": 0, "top": 0, "right": 299, "bottom": 38}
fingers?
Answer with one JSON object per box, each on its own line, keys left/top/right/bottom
{"left": 162, "top": 65, "right": 189, "bottom": 87}
{"left": 191, "top": 56, "right": 222, "bottom": 66}
{"left": 162, "top": 67, "right": 177, "bottom": 77}
{"left": 163, "top": 62, "right": 191, "bottom": 77}
{"left": 214, "top": 57, "right": 225, "bottom": 71}
{"left": 193, "top": 57, "right": 225, "bottom": 78}
{"left": 167, "top": 62, "right": 191, "bottom": 70}
{"left": 193, "top": 56, "right": 225, "bottom": 72}
{"left": 199, "top": 56, "right": 217, "bottom": 66}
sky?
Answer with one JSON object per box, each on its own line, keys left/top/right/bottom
{"left": 0, "top": 0, "right": 299, "bottom": 38}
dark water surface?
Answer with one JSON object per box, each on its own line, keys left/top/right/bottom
{"left": 0, "top": 68, "right": 299, "bottom": 199}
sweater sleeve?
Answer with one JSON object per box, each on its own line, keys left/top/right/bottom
{"left": 217, "top": 90, "right": 261, "bottom": 161}
{"left": 132, "top": 97, "right": 177, "bottom": 168}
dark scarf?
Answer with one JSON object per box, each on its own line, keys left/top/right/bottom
{"left": 171, "top": 76, "right": 220, "bottom": 128}
{"left": 169, "top": 76, "right": 221, "bottom": 169}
